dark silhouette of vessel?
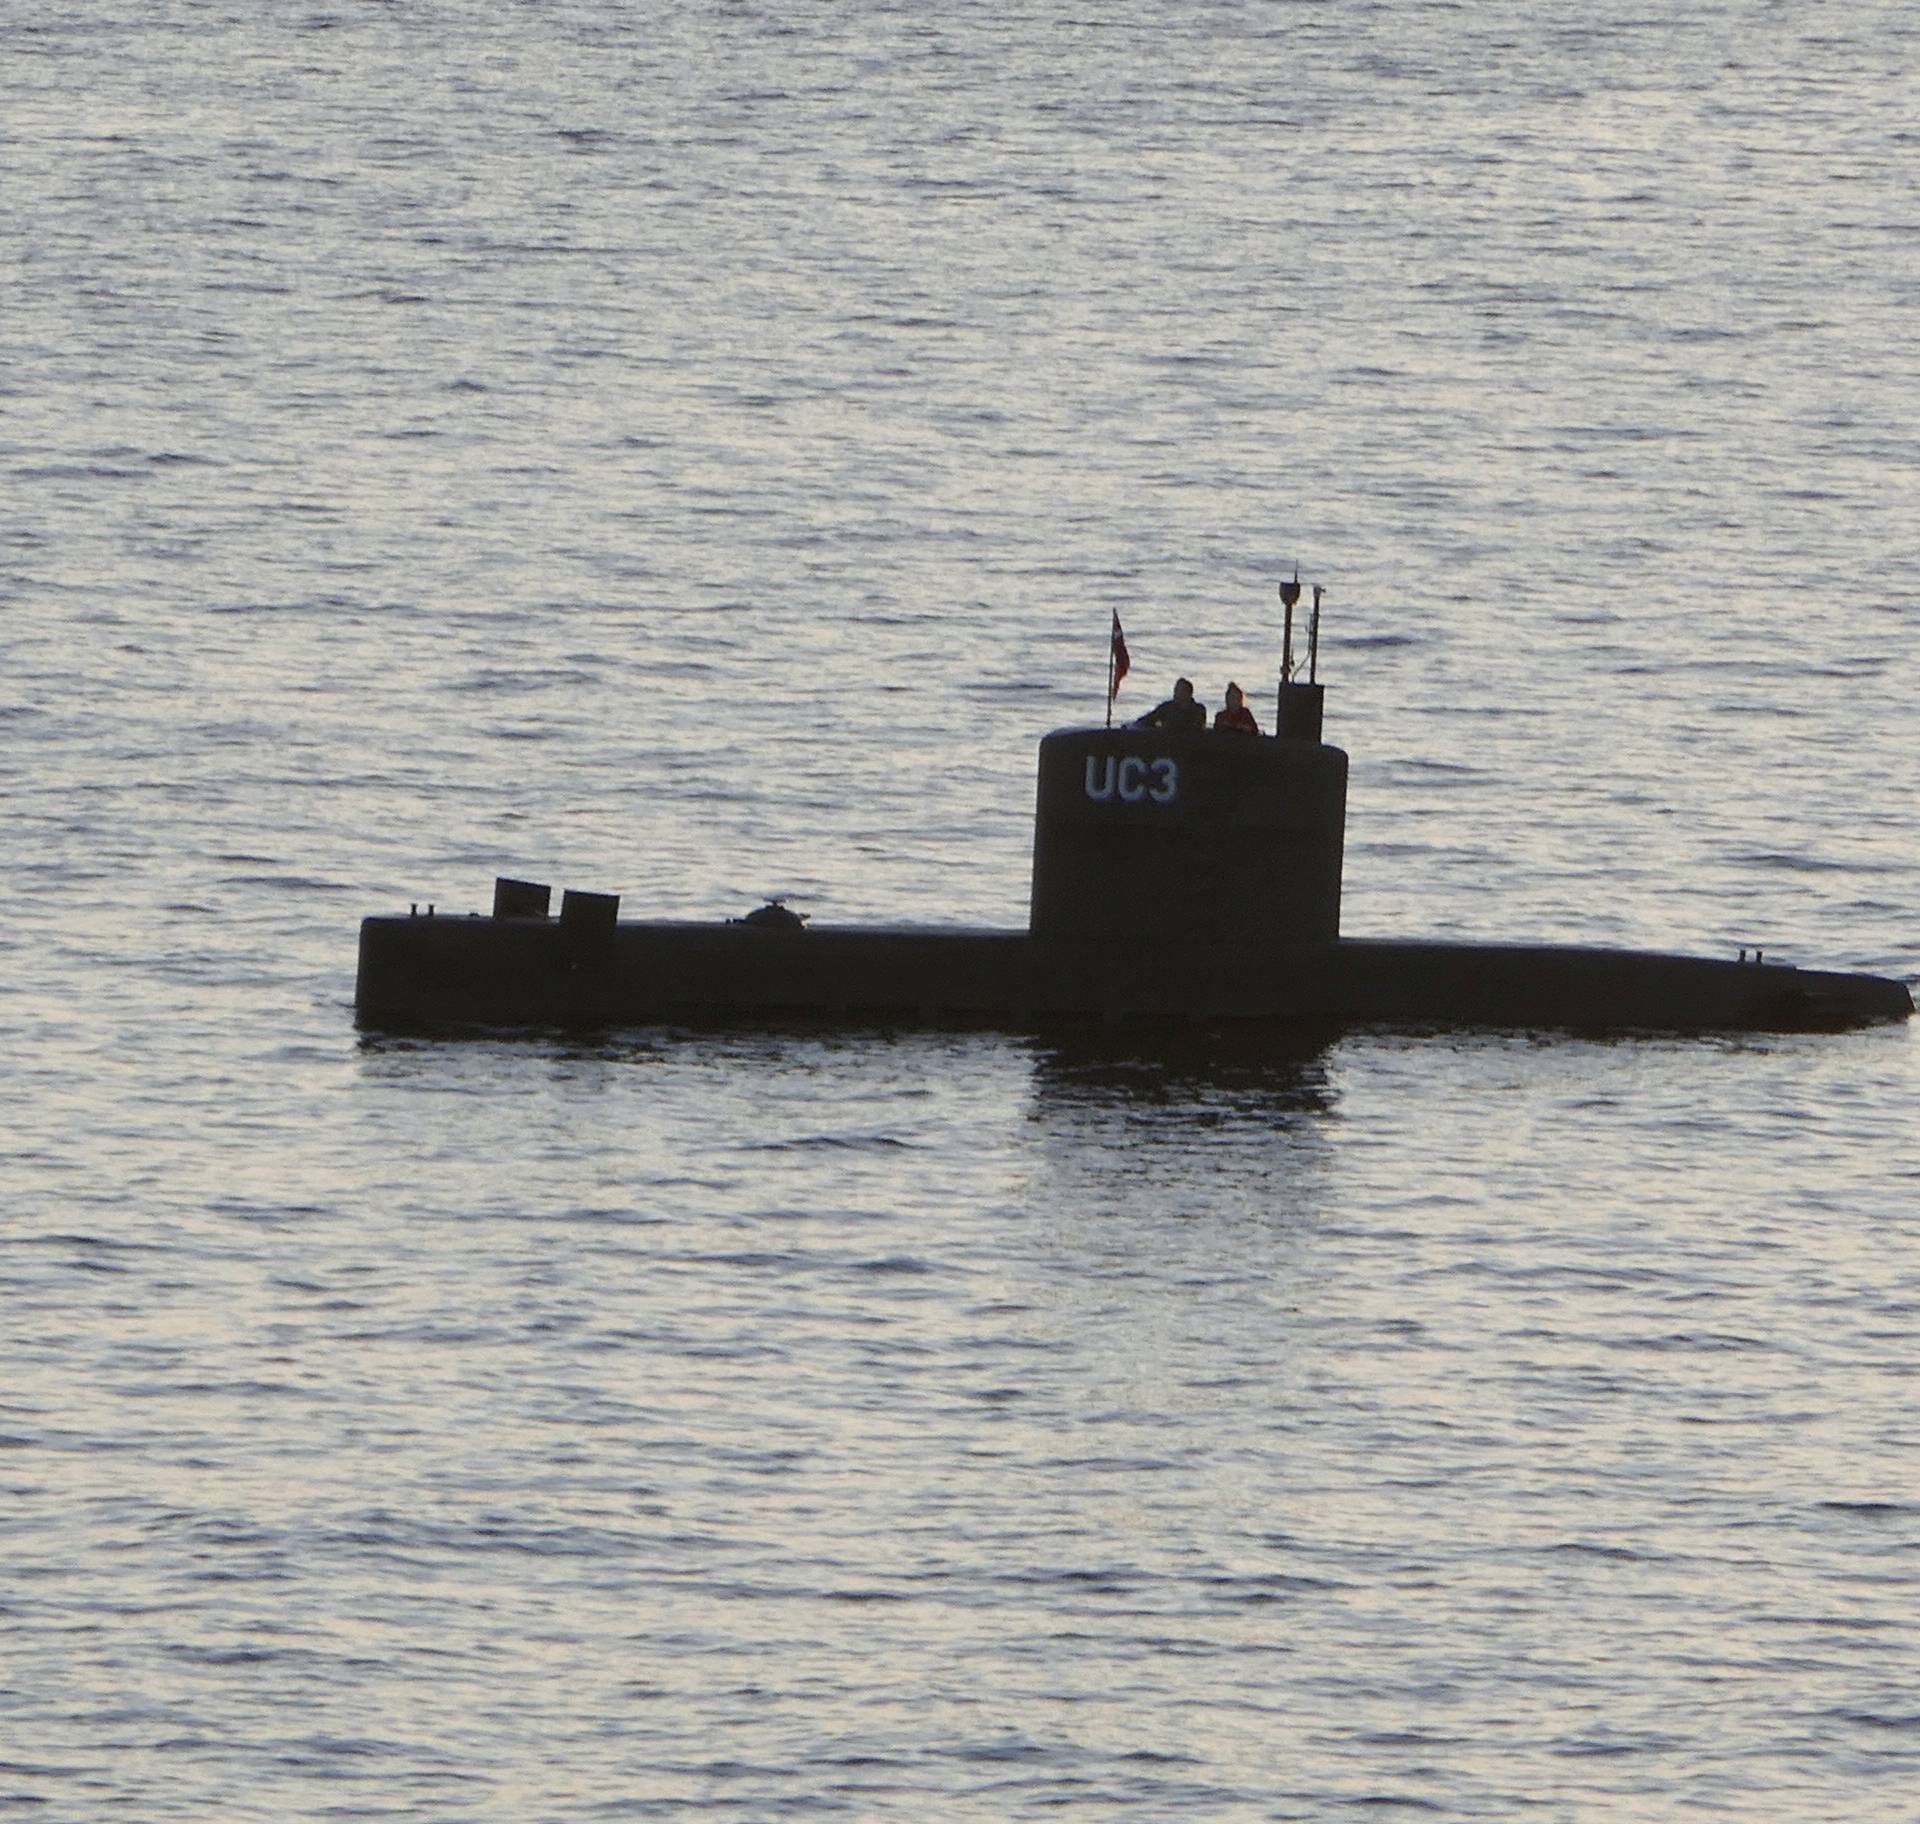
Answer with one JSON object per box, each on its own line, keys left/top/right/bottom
{"left": 355, "top": 604, "right": 1912, "bottom": 1037}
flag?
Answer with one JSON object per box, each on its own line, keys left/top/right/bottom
{"left": 1108, "top": 611, "right": 1130, "bottom": 711}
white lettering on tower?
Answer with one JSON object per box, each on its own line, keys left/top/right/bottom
{"left": 1083, "top": 755, "right": 1179, "bottom": 805}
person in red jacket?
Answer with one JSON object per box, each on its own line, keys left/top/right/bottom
{"left": 1213, "top": 681, "right": 1260, "bottom": 734}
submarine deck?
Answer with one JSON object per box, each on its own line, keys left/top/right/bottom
{"left": 355, "top": 914, "right": 1913, "bottom": 1036}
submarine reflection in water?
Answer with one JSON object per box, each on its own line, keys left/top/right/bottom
{"left": 354, "top": 676, "right": 1913, "bottom": 1037}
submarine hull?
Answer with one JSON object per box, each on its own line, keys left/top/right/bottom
{"left": 354, "top": 914, "right": 1912, "bottom": 1035}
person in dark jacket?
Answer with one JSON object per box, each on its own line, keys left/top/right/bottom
{"left": 1134, "top": 677, "right": 1205, "bottom": 731}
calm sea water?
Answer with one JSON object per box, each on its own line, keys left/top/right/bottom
{"left": 6, "top": 2, "right": 1919, "bottom": 1817}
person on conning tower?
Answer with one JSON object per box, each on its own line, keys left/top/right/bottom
{"left": 1213, "top": 681, "right": 1260, "bottom": 734}
{"left": 1134, "top": 677, "right": 1205, "bottom": 732}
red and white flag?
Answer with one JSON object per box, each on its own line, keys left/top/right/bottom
{"left": 1107, "top": 612, "right": 1130, "bottom": 723}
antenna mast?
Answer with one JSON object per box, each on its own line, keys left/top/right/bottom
{"left": 1279, "top": 566, "right": 1302, "bottom": 681}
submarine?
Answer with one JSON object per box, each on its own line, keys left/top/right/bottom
{"left": 355, "top": 595, "right": 1913, "bottom": 1038}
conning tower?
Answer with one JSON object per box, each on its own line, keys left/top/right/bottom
{"left": 1029, "top": 679, "right": 1348, "bottom": 949}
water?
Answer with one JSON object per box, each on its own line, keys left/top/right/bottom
{"left": 5, "top": 2, "right": 1919, "bottom": 1816}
